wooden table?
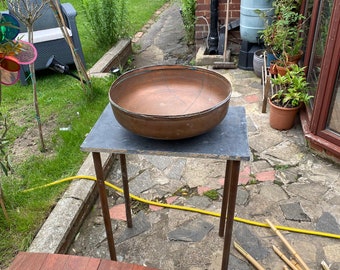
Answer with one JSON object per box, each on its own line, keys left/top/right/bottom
{"left": 81, "top": 104, "right": 250, "bottom": 269}
{"left": 8, "top": 252, "right": 158, "bottom": 270}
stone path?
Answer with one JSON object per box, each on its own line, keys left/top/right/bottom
{"left": 68, "top": 2, "right": 340, "bottom": 270}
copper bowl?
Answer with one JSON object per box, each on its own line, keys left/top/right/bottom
{"left": 109, "top": 65, "right": 232, "bottom": 140}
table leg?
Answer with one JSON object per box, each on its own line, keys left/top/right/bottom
{"left": 92, "top": 152, "right": 117, "bottom": 261}
{"left": 119, "top": 154, "right": 133, "bottom": 228}
{"left": 219, "top": 160, "right": 233, "bottom": 237}
{"left": 221, "top": 160, "right": 240, "bottom": 270}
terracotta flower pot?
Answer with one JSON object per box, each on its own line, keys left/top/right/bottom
{"left": 275, "top": 64, "right": 288, "bottom": 76}
{"left": 269, "top": 98, "right": 302, "bottom": 130}
{"left": 286, "top": 50, "right": 303, "bottom": 64}
{"left": 269, "top": 61, "right": 288, "bottom": 76}
{"left": 269, "top": 62, "right": 278, "bottom": 75}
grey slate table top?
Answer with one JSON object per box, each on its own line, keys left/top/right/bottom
{"left": 81, "top": 104, "right": 250, "bottom": 161}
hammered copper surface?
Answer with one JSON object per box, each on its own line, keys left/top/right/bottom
{"left": 109, "top": 65, "right": 232, "bottom": 140}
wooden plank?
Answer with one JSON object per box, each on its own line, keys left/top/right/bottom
{"left": 262, "top": 71, "right": 271, "bottom": 113}
{"left": 8, "top": 252, "right": 47, "bottom": 270}
{"left": 261, "top": 52, "right": 280, "bottom": 114}
{"left": 262, "top": 52, "right": 271, "bottom": 113}
{"left": 98, "top": 260, "right": 131, "bottom": 270}
{"left": 40, "top": 253, "right": 67, "bottom": 269}
{"left": 85, "top": 257, "right": 102, "bottom": 270}
{"left": 64, "top": 254, "right": 95, "bottom": 269}
{"left": 7, "top": 252, "right": 28, "bottom": 270}
{"left": 8, "top": 252, "right": 158, "bottom": 270}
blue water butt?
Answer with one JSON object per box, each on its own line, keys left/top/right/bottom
{"left": 240, "top": 0, "right": 274, "bottom": 43}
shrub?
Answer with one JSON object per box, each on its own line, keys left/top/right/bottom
{"left": 81, "top": 0, "right": 128, "bottom": 48}
{"left": 181, "top": 0, "right": 196, "bottom": 44}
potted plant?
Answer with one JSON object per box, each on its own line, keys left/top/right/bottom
{"left": 259, "top": 0, "right": 305, "bottom": 72}
{"left": 269, "top": 64, "right": 313, "bottom": 130}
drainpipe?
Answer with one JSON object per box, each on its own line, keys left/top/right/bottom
{"left": 208, "top": 0, "right": 219, "bottom": 54}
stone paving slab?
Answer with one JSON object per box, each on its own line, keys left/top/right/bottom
{"left": 68, "top": 148, "right": 340, "bottom": 269}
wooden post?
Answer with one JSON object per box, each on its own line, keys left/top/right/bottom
{"left": 0, "top": 185, "right": 9, "bottom": 221}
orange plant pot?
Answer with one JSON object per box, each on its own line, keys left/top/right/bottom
{"left": 269, "top": 98, "right": 302, "bottom": 130}
{"left": 269, "top": 61, "right": 288, "bottom": 76}
{"left": 286, "top": 50, "right": 304, "bottom": 64}
{"left": 276, "top": 65, "right": 288, "bottom": 76}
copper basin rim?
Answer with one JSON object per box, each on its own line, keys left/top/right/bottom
{"left": 109, "top": 65, "right": 232, "bottom": 140}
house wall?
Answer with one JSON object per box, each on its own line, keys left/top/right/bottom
{"left": 195, "top": 0, "right": 241, "bottom": 49}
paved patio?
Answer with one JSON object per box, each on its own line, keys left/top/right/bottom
{"left": 28, "top": 2, "right": 340, "bottom": 270}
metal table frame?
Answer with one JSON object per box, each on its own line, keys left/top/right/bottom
{"left": 81, "top": 104, "right": 250, "bottom": 269}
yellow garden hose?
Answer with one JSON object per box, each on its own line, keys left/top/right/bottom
{"left": 23, "top": 175, "right": 340, "bottom": 240}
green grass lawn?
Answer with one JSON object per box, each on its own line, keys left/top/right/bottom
{"left": 0, "top": 0, "right": 169, "bottom": 268}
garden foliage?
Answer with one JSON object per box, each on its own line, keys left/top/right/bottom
{"left": 81, "top": 0, "right": 128, "bottom": 48}
{"left": 181, "top": 0, "right": 196, "bottom": 44}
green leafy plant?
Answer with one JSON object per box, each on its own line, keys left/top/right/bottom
{"left": 181, "top": 0, "right": 196, "bottom": 44}
{"left": 259, "top": 0, "right": 305, "bottom": 65}
{"left": 273, "top": 4, "right": 305, "bottom": 59}
{"left": 271, "top": 64, "right": 312, "bottom": 107}
{"left": 81, "top": 0, "right": 128, "bottom": 48}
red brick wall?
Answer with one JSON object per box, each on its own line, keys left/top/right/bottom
{"left": 195, "top": 0, "right": 240, "bottom": 49}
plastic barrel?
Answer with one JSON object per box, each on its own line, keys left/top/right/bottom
{"left": 240, "top": 0, "right": 273, "bottom": 43}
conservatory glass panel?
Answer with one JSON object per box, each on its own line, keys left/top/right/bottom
{"left": 327, "top": 65, "right": 340, "bottom": 134}
{"left": 307, "top": 0, "right": 334, "bottom": 108}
